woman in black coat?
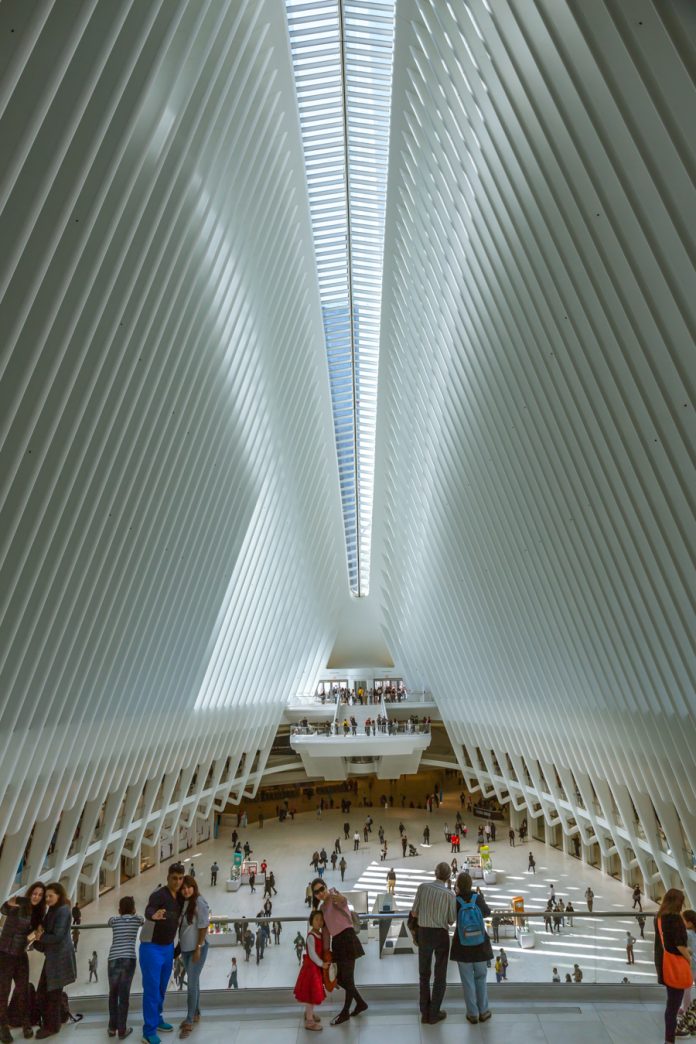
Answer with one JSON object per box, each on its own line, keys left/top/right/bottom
{"left": 33, "top": 884, "right": 76, "bottom": 1038}
{"left": 654, "top": 888, "right": 691, "bottom": 1044}
{"left": 449, "top": 872, "right": 494, "bottom": 1025}
{"left": 0, "top": 882, "right": 46, "bottom": 1040}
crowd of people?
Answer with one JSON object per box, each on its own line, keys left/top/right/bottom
{"left": 291, "top": 716, "right": 431, "bottom": 738}
{"left": 2, "top": 814, "right": 694, "bottom": 1044}
{"left": 314, "top": 683, "right": 408, "bottom": 706}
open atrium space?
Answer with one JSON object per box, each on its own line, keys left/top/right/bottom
{"left": 0, "top": 1, "right": 694, "bottom": 1043}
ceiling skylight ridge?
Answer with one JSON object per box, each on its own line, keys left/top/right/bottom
{"left": 285, "top": 0, "right": 395, "bottom": 596}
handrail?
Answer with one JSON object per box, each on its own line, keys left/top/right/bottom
{"left": 61, "top": 908, "right": 655, "bottom": 930}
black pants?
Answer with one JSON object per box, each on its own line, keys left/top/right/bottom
{"left": 0, "top": 952, "right": 30, "bottom": 1025}
{"left": 665, "top": 985, "right": 684, "bottom": 1043}
{"left": 36, "top": 971, "right": 62, "bottom": 1034}
{"left": 417, "top": 927, "right": 449, "bottom": 1019}
{"left": 108, "top": 958, "right": 136, "bottom": 1036}
{"left": 336, "top": 959, "right": 365, "bottom": 1016}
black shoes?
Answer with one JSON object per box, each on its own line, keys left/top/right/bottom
{"left": 1, "top": 1025, "right": 13, "bottom": 1044}
{"left": 429, "top": 1012, "right": 447, "bottom": 1025}
{"left": 350, "top": 1002, "right": 368, "bottom": 1017}
{"left": 466, "top": 1015, "right": 479, "bottom": 1024}
{"left": 330, "top": 1013, "right": 351, "bottom": 1026}
{"left": 479, "top": 1011, "right": 492, "bottom": 1023}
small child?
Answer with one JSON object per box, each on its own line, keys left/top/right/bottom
{"left": 293, "top": 911, "right": 328, "bottom": 1031}
{"left": 494, "top": 955, "right": 503, "bottom": 983}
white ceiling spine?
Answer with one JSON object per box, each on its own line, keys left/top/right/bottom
{"left": 373, "top": 0, "right": 696, "bottom": 900}
{"left": 0, "top": 0, "right": 345, "bottom": 896}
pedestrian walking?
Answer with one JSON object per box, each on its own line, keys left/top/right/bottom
{"left": 227, "top": 958, "right": 238, "bottom": 989}
{"left": 585, "top": 887, "right": 594, "bottom": 913}
{"left": 339, "top": 857, "right": 347, "bottom": 882}
{"left": 528, "top": 852, "right": 536, "bottom": 873}
{"left": 626, "top": 931, "right": 636, "bottom": 965}
{"left": 353, "top": 832, "right": 360, "bottom": 851}
{"left": 508, "top": 829, "right": 515, "bottom": 847}
{"left": 88, "top": 951, "right": 98, "bottom": 983}
{"left": 210, "top": 863, "right": 219, "bottom": 887}
{"left": 499, "top": 949, "right": 508, "bottom": 980}
{"left": 632, "top": 885, "right": 642, "bottom": 912}
{"left": 387, "top": 869, "right": 396, "bottom": 895}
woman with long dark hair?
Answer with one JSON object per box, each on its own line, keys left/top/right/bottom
{"left": 310, "top": 879, "right": 366, "bottom": 1025}
{"left": 654, "top": 888, "right": 691, "bottom": 1044}
{"left": 32, "top": 883, "right": 76, "bottom": 1038}
{"left": 0, "top": 882, "right": 46, "bottom": 1041}
{"left": 177, "top": 876, "right": 209, "bottom": 1038}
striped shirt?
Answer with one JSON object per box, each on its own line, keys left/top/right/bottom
{"left": 411, "top": 880, "right": 456, "bottom": 928}
{"left": 108, "top": 914, "right": 144, "bottom": 960}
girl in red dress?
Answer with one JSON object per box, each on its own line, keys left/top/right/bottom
{"left": 294, "top": 911, "right": 328, "bottom": 1030}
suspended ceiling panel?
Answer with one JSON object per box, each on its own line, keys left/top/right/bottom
{"left": 373, "top": 0, "right": 695, "bottom": 891}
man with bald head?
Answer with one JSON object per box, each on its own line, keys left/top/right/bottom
{"left": 410, "top": 862, "right": 457, "bottom": 1024}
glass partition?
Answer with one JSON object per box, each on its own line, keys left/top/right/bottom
{"left": 57, "top": 910, "right": 655, "bottom": 997}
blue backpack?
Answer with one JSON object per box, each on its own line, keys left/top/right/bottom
{"left": 457, "top": 894, "right": 485, "bottom": 946}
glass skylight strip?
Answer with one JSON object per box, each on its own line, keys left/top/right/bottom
{"left": 286, "top": 0, "right": 395, "bottom": 596}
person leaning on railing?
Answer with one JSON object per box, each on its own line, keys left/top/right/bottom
{"left": 0, "top": 882, "right": 46, "bottom": 1041}
{"left": 107, "top": 897, "right": 144, "bottom": 1040}
{"left": 32, "top": 882, "right": 77, "bottom": 1039}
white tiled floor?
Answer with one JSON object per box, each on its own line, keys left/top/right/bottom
{"left": 57, "top": 794, "right": 656, "bottom": 997}
{"left": 59, "top": 1001, "right": 669, "bottom": 1044}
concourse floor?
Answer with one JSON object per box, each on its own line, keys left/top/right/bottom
{"left": 60, "top": 1000, "right": 669, "bottom": 1044}
{"left": 60, "top": 794, "right": 656, "bottom": 995}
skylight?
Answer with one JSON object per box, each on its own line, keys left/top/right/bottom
{"left": 285, "top": 0, "right": 396, "bottom": 596}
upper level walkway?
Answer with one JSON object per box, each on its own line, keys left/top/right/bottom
{"left": 289, "top": 699, "right": 433, "bottom": 778}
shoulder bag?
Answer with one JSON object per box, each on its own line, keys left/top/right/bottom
{"left": 657, "top": 917, "right": 692, "bottom": 989}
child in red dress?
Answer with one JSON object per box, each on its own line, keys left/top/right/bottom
{"left": 294, "top": 910, "right": 328, "bottom": 1030}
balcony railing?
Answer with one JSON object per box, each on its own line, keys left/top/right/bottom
{"left": 59, "top": 909, "right": 658, "bottom": 998}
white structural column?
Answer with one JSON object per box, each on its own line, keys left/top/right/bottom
{"left": 0, "top": 1, "right": 345, "bottom": 898}
{"left": 373, "top": 0, "right": 696, "bottom": 902}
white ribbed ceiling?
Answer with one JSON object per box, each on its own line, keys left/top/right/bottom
{"left": 0, "top": 0, "right": 694, "bottom": 904}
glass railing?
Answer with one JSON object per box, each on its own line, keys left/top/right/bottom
{"left": 291, "top": 723, "right": 431, "bottom": 738}
{"left": 60, "top": 909, "right": 657, "bottom": 997}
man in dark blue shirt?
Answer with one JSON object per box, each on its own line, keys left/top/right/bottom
{"left": 139, "top": 863, "right": 185, "bottom": 1044}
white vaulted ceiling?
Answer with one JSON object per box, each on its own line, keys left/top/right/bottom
{"left": 373, "top": 0, "right": 696, "bottom": 897}
{"left": 0, "top": 0, "right": 694, "bottom": 903}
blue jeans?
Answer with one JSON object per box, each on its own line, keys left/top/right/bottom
{"left": 108, "top": 957, "right": 136, "bottom": 1035}
{"left": 181, "top": 944, "right": 208, "bottom": 1024}
{"left": 457, "top": 961, "right": 489, "bottom": 1018}
{"left": 139, "top": 942, "right": 174, "bottom": 1038}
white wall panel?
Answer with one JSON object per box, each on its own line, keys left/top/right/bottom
{"left": 373, "top": 0, "right": 696, "bottom": 900}
{"left": 0, "top": 0, "right": 345, "bottom": 896}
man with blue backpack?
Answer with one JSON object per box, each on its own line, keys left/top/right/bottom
{"left": 449, "top": 872, "right": 494, "bottom": 1025}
